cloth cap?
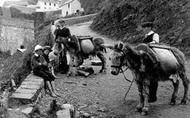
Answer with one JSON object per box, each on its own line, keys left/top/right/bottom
{"left": 34, "top": 45, "right": 43, "bottom": 51}
{"left": 141, "top": 22, "right": 154, "bottom": 28}
{"left": 43, "top": 46, "right": 52, "bottom": 51}
{"left": 59, "top": 19, "right": 65, "bottom": 24}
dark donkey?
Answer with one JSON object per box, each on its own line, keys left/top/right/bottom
{"left": 109, "top": 42, "right": 189, "bottom": 115}
{"left": 53, "top": 36, "right": 107, "bottom": 75}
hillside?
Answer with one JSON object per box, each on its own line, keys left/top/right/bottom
{"left": 79, "top": 0, "right": 105, "bottom": 14}
{"left": 91, "top": 0, "right": 190, "bottom": 47}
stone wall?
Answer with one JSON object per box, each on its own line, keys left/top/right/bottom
{"left": 63, "top": 13, "right": 97, "bottom": 26}
{"left": 0, "top": 6, "right": 96, "bottom": 55}
{"left": 0, "top": 16, "right": 34, "bottom": 55}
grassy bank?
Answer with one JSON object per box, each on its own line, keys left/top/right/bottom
{"left": 91, "top": 0, "right": 190, "bottom": 48}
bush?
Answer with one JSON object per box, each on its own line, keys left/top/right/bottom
{"left": 10, "top": 7, "right": 35, "bottom": 20}
{"left": 79, "top": 0, "right": 106, "bottom": 14}
{"left": 91, "top": 0, "right": 189, "bottom": 46}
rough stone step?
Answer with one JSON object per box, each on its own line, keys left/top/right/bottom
{"left": 25, "top": 74, "right": 42, "bottom": 80}
{"left": 20, "top": 84, "right": 42, "bottom": 89}
{"left": 11, "top": 93, "right": 34, "bottom": 100}
{"left": 21, "top": 81, "right": 43, "bottom": 86}
{"left": 15, "top": 88, "right": 37, "bottom": 94}
{"left": 8, "top": 106, "right": 38, "bottom": 118}
{"left": 10, "top": 74, "right": 44, "bottom": 105}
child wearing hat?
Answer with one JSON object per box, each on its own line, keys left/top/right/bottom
{"left": 141, "top": 22, "right": 159, "bottom": 103}
{"left": 31, "top": 45, "right": 60, "bottom": 98}
{"left": 142, "top": 22, "right": 159, "bottom": 44}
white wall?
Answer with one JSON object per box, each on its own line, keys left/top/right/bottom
{"left": 0, "top": 0, "right": 5, "bottom": 7}
{"left": 36, "top": 1, "right": 59, "bottom": 12}
{"left": 61, "top": 4, "right": 69, "bottom": 16}
{"left": 70, "top": 0, "right": 82, "bottom": 14}
{"left": 60, "top": 0, "right": 83, "bottom": 16}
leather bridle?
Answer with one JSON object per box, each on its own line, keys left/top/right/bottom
{"left": 110, "top": 50, "right": 126, "bottom": 72}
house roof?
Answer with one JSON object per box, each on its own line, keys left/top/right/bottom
{"left": 38, "top": 0, "right": 60, "bottom": 4}
{"left": 59, "top": 0, "right": 76, "bottom": 7}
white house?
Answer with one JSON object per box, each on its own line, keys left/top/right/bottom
{"left": 59, "top": 0, "right": 84, "bottom": 16}
{"left": 0, "top": 0, "right": 5, "bottom": 7}
{"left": 36, "top": 0, "right": 59, "bottom": 12}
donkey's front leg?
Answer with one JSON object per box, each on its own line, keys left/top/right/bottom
{"left": 141, "top": 82, "right": 150, "bottom": 115}
{"left": 97, "top": 52, "right": 107, "bottom": 73}
{"left": 67, "top": 52, "right": 77, "bottom": 76}
{"left": 135, "top": 81, "right": 144, "bottom": 112}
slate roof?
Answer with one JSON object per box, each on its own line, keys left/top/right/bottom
{"left": 59, "top": 0, "right": 75, "bottom": 7}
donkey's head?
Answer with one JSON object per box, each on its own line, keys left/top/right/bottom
{"left": 109, "top": 42, "right": 127, "bottom": 75}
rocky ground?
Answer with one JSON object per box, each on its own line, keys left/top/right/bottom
{"left": 38, "top": 22, "right": 190, "bottom": 118}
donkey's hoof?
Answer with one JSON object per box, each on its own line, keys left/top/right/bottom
{"left": 169, "top": 101, "right": 176, "bottom": 106}
{"left": 170, "top": 99, "right": 176, "bottom": 105}
{"left": 135, "top": 105, "right": 142, "bottom": 112}
{"left": 66, "top": 72, "right": 72, "bottom": 77}
{"left": 99, "top": 69, "right": 107, "bottom": 73}
{"left": 181, "top": 99, "right": 188, "bottom": 105}
{"left": 141, "top": 111, "right": 148, "bottom": 116}
{"left": 141, "top": 107, "right": 148, "bottom": 116}
{"left": 135, "top": 107, "right": 142, "bottom": 112}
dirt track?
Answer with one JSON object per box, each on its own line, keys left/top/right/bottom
{"left": 39, "top": 21, "right": 190, "bottom": 118}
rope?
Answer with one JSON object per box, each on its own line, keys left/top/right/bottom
{"left": 121, "top": 67, "right": 131, "bottom": 82}
{"left": 120, "top": 68, "right": 135, "bottom": 101}
{"left": 124, "top": 77, "right": 135, "bottom": 101}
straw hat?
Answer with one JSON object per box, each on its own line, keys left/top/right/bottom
{"left": 43, "top": 46, "right": 52, "bottom": 51}
{"left": 34, "top": 45, "right": 43, "bottom": 52}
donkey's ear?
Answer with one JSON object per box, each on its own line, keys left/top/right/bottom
{"left": 118, "top": 42, "right": 124, "bottom": 50}
{"left": 101, "top": 44, "right": 114, "bottom": 50}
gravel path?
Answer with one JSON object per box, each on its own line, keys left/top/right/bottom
{"left": 38, "top": 21, "right": 190, "bottom": 118}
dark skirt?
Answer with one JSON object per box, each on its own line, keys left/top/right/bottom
{"left": 33, "top": 69, "right": 55, "bottom": 81}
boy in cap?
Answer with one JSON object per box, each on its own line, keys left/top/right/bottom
{"left": 31, "top": 45, "right": 60, "bottom": 97}
{"left": 142, "top": 22, "right": 159, "bottom": 44}
{"left": 54, "top": 20, "right": 72, "bottom": 42}
{"left": 141, "top": 22, "right": 159, "bottom": 103}
{"left": 53, "top": 20, "right": 72, "bottom": 73}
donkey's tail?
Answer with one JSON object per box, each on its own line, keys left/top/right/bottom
{"left": 170, "top": 47, "right": 186, "bottom": 69}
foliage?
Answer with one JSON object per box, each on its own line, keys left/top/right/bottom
{"left": 79, "top": 0, "right": 106, "bottom": 14}
{"left": 10, "top": 7, "right": 35, "bottom": 20}
{"left": 27, "top": 0, "right": 38, "bottom": 5}
{"left": 91, "top": 0, "right": 190, "bottom": 46}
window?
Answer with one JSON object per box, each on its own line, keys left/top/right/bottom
{"left": 68, "top": 3, "right": 70, "bottom": 8}
{"left": 0, "top": 7, "right": 3, "bottom": 16}
{"left": 49, "top": 3, "right": 51, "bottom": 6}
{"left": 66, "top": 11, "right": 68, "bottom": 16}
{"left": 44, "top": 2, "right": 46, "bottom": 5}
{"left": 44, "top": 7, "right": 46, "bottom": 9}
{"left": 54, "top": 4, "right": 56, "bottom": 6}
